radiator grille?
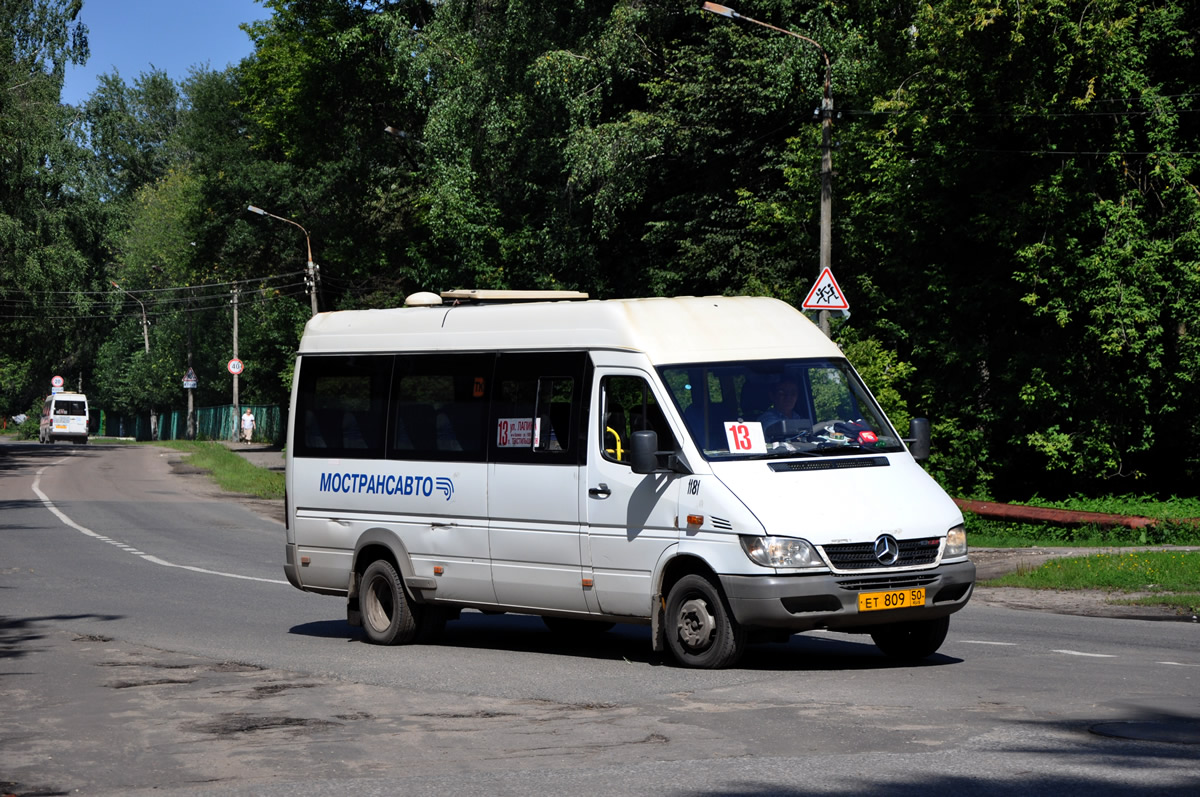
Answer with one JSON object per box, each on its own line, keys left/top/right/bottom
{"left": 835, "top": 574, "right": 939, "bottom": 592}
{"left": 822, "top": 537, "right": 941, "bottom": 570}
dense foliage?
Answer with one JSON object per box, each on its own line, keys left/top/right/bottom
{"left": 2, "top": 0, "right": 1198, "bottom": 501}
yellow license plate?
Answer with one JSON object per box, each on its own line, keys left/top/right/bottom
{"left": 859, "top": 588, "right": 925, "bottom": 612}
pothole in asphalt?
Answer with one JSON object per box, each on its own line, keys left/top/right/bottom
{"left": 186, "top": 713, "right": 341, "bottom": 736}
{"left": 1090, "top": 720, "right": 1200, "bottom": 744}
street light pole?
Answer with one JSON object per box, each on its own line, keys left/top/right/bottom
{"left": 111, "top": 280, "right": 158, "bottom": 439}
{"left": 701, "top": 2, "right": 835, "bottom": 336}
{"left": 247, "top": 204, "right": 320, "bottom": 316}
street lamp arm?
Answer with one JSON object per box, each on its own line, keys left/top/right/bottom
{"left": 702, "top": 3, "right": 828, "bottom": 69}
{"left": 700, "top": 3, "right": 831, "bottom": 100}
{"left": 110, "top": 280, "right": 146, "bottom": 316}
{"left": 246, "top": 204, "right": 314, "bottom": 264}
{"left": 247, "top": 204, "right": 320, "bottom": 316}
{"left": 111, "top": 280, "right": 150, "bottom": 354}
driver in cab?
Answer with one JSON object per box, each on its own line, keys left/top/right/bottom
{"left": 758, "top": 378, "right": 810, "bottom": 443}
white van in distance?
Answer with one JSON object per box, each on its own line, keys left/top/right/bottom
{"left": 284, "top": 291, "right": 974, "bottom": 668}
{"left": 40, "top": 392, "right": 90, "bottom": 444}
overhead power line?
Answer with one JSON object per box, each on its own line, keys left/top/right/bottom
{"left": 0, "top": 271, "right": 313, "bottom": 320}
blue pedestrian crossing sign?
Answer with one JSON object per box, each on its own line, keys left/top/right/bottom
{"left": 802, "top": 268, "right": 849, "bottom": 311}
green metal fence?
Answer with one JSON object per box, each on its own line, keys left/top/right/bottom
{"left": 101, "top": 405, "right": 285, "bottom": 444}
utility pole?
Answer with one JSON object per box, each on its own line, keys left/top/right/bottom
{"left": 186, "top": 289, "right": 195, "bottom": 440}
{"left": 231, "top": 287, "right": 239, "bottom": 441}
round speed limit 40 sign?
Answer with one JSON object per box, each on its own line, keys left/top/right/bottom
{"left": 227, "top": 358, "right": 244, "bottom": 375}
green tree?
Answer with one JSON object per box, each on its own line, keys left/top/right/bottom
{"left": 837, "top": 0, "right": 1200, "bottom": 496}
{"left": 0, "top": 0, "right": 98, "bottom": 415}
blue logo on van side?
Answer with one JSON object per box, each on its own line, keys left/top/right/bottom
{"left": 318, "top": 472, "right": 453, "bottom": 501}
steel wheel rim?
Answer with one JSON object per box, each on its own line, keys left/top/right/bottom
{"left": 676, "top": 595, "right": 716, "bottom": 651}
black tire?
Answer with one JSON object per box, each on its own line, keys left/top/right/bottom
{"left": 665, "top": 574, "right": 746, "bottom": 669}
{"left": 359, "top": 560, "right": 418, "bottom": 645}
{"left": 541, "top": 616, "right": 615, "bottom": 636}
{"left": 870, "top": 616, "right": 950, "bottom": 661}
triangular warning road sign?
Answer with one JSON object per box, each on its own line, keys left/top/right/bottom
{"left": 802, "top": 268, "right": 849, "bottom": 310}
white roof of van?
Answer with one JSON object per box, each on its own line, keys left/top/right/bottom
{"left": 297, "top": 295, "right": 841, "bottom": 364}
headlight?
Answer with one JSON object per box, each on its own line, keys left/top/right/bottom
{"left": 945, "top": 525, "right": 967, "bottom": 557}
{"left": 740, "top": 536, "right": 821, "bottom": 568}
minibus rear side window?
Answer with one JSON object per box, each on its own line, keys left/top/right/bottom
{"left": 390, "top": 353, "right": 493, "bottom": 463}
{"left": 293, "top": 355, "right": 391, "bottom": 459}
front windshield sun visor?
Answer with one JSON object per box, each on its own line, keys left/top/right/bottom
{"left": 660, "top": 358, "right": 906, "bottom": 461}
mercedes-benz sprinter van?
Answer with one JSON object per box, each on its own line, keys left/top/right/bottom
{"left": 40, "top": 392, "right": 90, "bottom": 444}
{"left": 283, "top": 291, "right": 974, "bottom": 668}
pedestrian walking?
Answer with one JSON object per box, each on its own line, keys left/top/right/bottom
{"left": 241, "top": 407, "right": 256, "bottom": 443}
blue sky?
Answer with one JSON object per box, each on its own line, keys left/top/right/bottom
{"left": 61, "top": 0, "right": 270, "bottom": 106}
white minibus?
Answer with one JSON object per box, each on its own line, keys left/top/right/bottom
{"left": 284, "top": 291, "right": 974, "bottom": 668}
{"left": 40, "top": 392, "right": 90, "bottom": 444}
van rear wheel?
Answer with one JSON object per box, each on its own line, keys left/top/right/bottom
{"left": 359, "top": 560, "right": 418, "bottom": 645}
{"left": 870, "top": 616, "right": 950, "bottom": 661}
{"left": 665, "top": 574, "right": 746, "bottom": 669}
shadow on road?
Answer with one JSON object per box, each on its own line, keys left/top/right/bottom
{"left": 289, "top": 609, "right": 964, "bottom": 671}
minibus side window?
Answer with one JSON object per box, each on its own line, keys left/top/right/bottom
{"left": 293, "top": 355, "right": 391, "bottom": 459}
{"left": 490, "top": 352, "right": 586, "bottom": 465}
{"left": 600, "top": 375, "right": 677, "bottom": 466}
{"left": 390, "top": 354, "right": 492, "bottom": 463}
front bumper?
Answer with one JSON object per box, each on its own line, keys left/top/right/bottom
{"left": 720, "top": 559, "right": 976, "bottom": 632}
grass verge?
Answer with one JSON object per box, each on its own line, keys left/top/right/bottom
{"left": 153, "top": 440, "right": 284, "bottom": 500}
{"left": 982, "top": 550, "right": 1200, "bottom": 614}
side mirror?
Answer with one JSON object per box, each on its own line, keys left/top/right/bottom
{"left": 630, "top": 430, "right": 658, "bottom": 474}
{"left": 906, "top": 417, "right": 930, "bottom": 463}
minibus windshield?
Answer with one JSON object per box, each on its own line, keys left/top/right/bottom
{"left": 659, "top": 359, "right": 906, "bottom": 460}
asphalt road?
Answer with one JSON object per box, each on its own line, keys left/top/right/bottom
{"left": 2, "top": 441, "right": 1198, "bottom": 796}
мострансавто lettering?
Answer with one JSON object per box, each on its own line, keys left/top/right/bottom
{"left": 319, "top": 472, "right": 436, "bottom": 497}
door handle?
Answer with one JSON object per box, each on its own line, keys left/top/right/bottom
{"left": 588, "top": 483, "right": 611, "bottom": 498}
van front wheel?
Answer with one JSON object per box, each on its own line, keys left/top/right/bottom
{"left": 359, "top": 560, "right": 418, "bottom": 645}
{"left": 665, "top": 574, "right": 746, "bottom": 669}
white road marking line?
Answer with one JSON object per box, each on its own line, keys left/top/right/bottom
{"left": 960, "top": 640, "right": 1018, "bottom": 646}
{"left": 1158, "top": 661, "right": 1200, "bottom": 667}
{"left": 1053, "top": 649, "right": 1117, "bottom": 658}
{"left": 32, "top": 465, "right": 287, "bottom": 585}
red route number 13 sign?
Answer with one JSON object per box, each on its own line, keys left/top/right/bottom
{"left": 724, "top": 420, "right": 766, "bottom": 454}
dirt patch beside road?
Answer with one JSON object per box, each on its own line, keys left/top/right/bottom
{"left": 970, "top": 548, "right": 1200, "bottom": 623}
